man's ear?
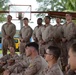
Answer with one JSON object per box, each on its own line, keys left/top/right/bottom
{"left": 31, "top": 47, "right": 35, "bottom": 52}
{"left": 50, "top": 55, "right": 54, "bottom": 60}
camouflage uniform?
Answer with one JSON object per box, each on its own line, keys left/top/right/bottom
{"left": 38, "top": 25, "right": 55, "bottom": 56}
{"left": 10, "top": 55, "right": 48, "bottom": 75}
{"left": 32, "top": 25, "right": 44, "bottom": 56}
{"left": 62, "top": 22, "right": 76, "bottom": 71}
{"left": 7, "top": 53, "right": 30, "bottom": 74}
{"left": 62, "top": 22, "right": 76, "bottom": 50}
{"left": 0, "top": 53, "right": 19, "bottom": 74}
{"left": 1, "top": 23, "right": 16, "bottom": 55}
{"left": 53, "top": 24, "right": 65, "bottom": 69}
{"left": 32, "top": 25, "right": 43, "bottom": 43}
{"left": 19, "top": 26, "right": 33, "bottom": 54}
{"left": 53, "top": 24, "right": 63, "bottom": 48}
{"left": 40, "top": 63, "right": 63, "bottom": 75}
{"left": 66, "top": 69, "right": 76, "bottom": 75}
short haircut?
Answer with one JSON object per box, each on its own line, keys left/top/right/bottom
{"left": 56, "top": 17, "right": 61, "bottom": 20}
{"left": 45, "top": 16, "right": 51, "bottom": 20}
{"left": 8, "top": 44, "right": 16, "bottom": 50}
{"left": 70, "top": 43, "right": 76, "bottom": 53}
{"left": 38, "top": 18, "right": 42, "bottom": 21}
{"left": 66, "top": 13, "right": 72, "bottom": 17}
{"left": 25, "top": 42, "right": 39, "bottom": 52}
{"left": 23, "top": 17, "right": 29, "bottom": 21}
{"left": 48, "top": 46, "right": 61, "bottom": 60}
{"left": 8, "top": 15, "right": 12, "bottom": 18}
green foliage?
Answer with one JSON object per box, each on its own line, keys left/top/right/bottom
{"left": 66, "top": 0, "right": 76, "bottom": 11}
{"left": 0, "top": 14, "right": 6, "bottom": 22}
{"left": 0, "top": 50, "right": 2, "bottom": 54}
{"left": 36, "top": 0, "right": 76, "bottom": 17}
{"left": 0, "top": 0, "right": 9, "bottom": 22}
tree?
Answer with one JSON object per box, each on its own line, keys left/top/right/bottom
{"left": 66, "top": 0, "right": 76, "bottom": 11}
{"left": 36, "top": 0, "right": 76, "bottom": 17}
{"left": 0, "top": 0, "right": 9, "bottom": 22}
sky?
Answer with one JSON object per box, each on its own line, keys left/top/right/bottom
{"left": 9, "top": 0, "right": 39, "bottom": 30}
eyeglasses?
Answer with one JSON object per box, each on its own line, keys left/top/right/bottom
{"left": 44, "top": 52, "right": 52, "bottom": 55}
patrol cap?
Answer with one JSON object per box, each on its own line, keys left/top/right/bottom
{"left": 25, "top": 42, "right": 39, "bottom": 52}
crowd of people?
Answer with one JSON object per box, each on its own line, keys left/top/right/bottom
{"left": 0, "top": 13, "right": 76, "bottom": 75}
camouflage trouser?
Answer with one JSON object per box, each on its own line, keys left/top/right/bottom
{"left": 60, "top": 39, "right": 76, "bottom": 72}
{"left": 8, "top": 65, "right": 24, "bottom": 74}
{"left": 19, "top": 42, "right": 26, "bottom": 55}
{"left": 19, "top": 41, "right": 30, "bottom": 55}
{"left": 61, "top": 39, "right": 76, "bottom": 64}
{"left": 39, "top": 40, "right": 56, "bottom": 57}
{"left": 66, "top": 39, "right": 76, "bottom": 51}
{"left": 11, "top": 72, "right": 23, "bottom": 75}
{"left": 39, "top": 44, "right": 45, "bottom": 57}
{"left": 9, "top": 66, "right": 26, "bottom": 75}
{"left": 0, "top": 65, "right": 5, "bottom": 74}
{"left": 60, "top": 42, "right": 68, "bottom": 72}
{"left": 2, "top": 38, "right": 15, "bottom": 56}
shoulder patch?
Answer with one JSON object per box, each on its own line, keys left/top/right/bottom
{"left": 29, "top": 63, "right": 33, "bottom": 67}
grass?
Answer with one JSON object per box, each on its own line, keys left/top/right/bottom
{"left": 0, "top": 50, "right": 2, "bottom": 54}
{"left": 0, "top": 50, "right": 19, "bottom": 54}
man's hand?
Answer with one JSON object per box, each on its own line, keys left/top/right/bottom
{"left": 20, "top": 38, "right": 24, "bottom": 42}
{"left": 39, "top": 40, "right": 46, "bottom": 45}
{"left": 34, "top": 38, "right": 38, "bottom": 42}
{"left": 0, "top": 61, "right": 6, "bottom": 66}
{"left": 7, "top": 59, "right": 15, "bottom": 66}
{"left": 5, "top": 35, "right": 10, "bottom": 39}
{"left": 3, "top": 70, "right": 10, "bottom": 75}
{"left": 62, "top": 38, "right": 67, "bottom": 43}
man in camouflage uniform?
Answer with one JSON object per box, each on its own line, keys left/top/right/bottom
{"left": 66, "top": 43, "right": 76, "bottom": 75}
{"left": 3, "top": 52, "right": 30, "bottom": 74}
{"left": 0, "top": 45, "right": 19, "bottom": 74}
{"left": 19, "top": 18, "right": 33, "bottom": 54}
{"left": 32, "top": 18, "right": 44, "bottom": 56}
{"left": 61, "top": 14, "right": 76, "bottom": 71}
{"left": 1, "top": 15, "right": 16, "bottom": 56}
{"left": 40, "top": 46, "right": 63, "bottom": 75}
{"left": 62, "top": 14, "right": 76, "bottom": 50}
{"left": 32, "top": 18, "right": 43, "bottom": 43}
{"left": 3, "top": 42, "right": 48, "bottom": 75}
{"left": 53, "top": 18, "right": 65, "bottom": 70}
{"left": 39, "top": 16, "right": 55, "bottom": 56}
{"left": 53, "top": 18, "right": 63, "bottom": 48}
